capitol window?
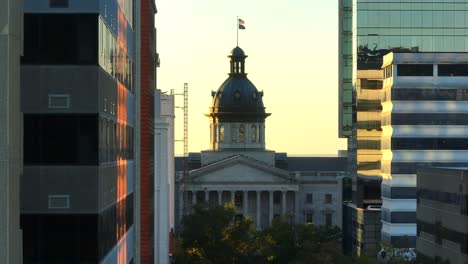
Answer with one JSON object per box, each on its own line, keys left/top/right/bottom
{"left": 232, "top": 124, "right": 238, "bottom": 143}
{"left": 250, "top": 124, "right": 257, "bottom": 143}
{"left": 219, "top": 125, "right": 224, "bottom": 143}
{"left": 239, "top": 125, "right": 245, "bottom": 143}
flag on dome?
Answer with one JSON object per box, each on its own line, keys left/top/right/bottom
{"left": 238, "top": 18, "right": 245, "bottom": 29}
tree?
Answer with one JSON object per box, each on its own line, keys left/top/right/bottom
{"left": 176, "top": 203, "right": 272, "bottom": 264}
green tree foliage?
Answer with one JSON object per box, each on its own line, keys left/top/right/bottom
{"left": 175, "top": 205, "right": 354, "bottom": 264}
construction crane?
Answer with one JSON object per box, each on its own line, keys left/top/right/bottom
{"left": 172, "top": 83, "right": 189, "bottom": 217}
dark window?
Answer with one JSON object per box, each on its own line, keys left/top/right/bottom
{"left": 306, "top": 193, "right": 313, "bottom": 204}
{"left": 391, "top": 113, "right": 468, "bottom": 125}
{"left": 273, "top": 192, "right": 281, "bottom": 204}
{"left": 325, "top": 194, "right": 332, "bottom": 204}
{"left": 21, "top": 214, "right": 98, "bottom": 263}
{"left": 235, "top": 192, "right": 243, "bottom": 207}
{"left": 22, "top": 14, "right": 98, "bottom": 65}
{"left": 49, "top": 0, "right": 69, "bottom": 8}
{"left": 24, "top": 114, "right": 98, "bottom": 165}
{"left": 325, "top": 213, "right": 332, "bottom": 227}
{"left": 392, "top": 138, "right": 468, "bottom": 150}
{"left": 392, "top": 88, "right": 468, "bottom": 101}
{"left": 391, "top": 162, "right": 468, "bottom": 174}
{"left": 397, "top": 64, "right": 433, "bottom": 76}
{"left": 438, "top": 64, "right": 468, "bottom": 76}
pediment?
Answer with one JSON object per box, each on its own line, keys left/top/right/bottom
{"left": 188, "top": 155, "right": 293, "bottom": 183}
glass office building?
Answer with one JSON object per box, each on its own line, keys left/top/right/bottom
{"left": 339, "top": 0, "right": 468, "bottom": 255}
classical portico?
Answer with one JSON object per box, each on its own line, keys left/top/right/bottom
{"left": 179, "top": 155, "right": 299, "bottom": 229}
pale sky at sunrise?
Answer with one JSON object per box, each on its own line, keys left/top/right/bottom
{"left": 155, "top": 0, "right": 347, "bottom": 156}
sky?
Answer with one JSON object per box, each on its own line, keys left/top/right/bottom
{"left": 155, "top": 0, "right": 347, "bottom": 156}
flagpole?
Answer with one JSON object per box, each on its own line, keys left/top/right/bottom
{"left": 236, "top": 16, "right": 239, "bottom": 46}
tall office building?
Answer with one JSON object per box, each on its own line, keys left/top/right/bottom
{"left": 19, "top": 0, "right": 157, "bottom": 263}
{"left": 339, "top": 0, "right": 468, "bottom": 254}
{"left": 381, "top": 52, "right": 468, "bottom": 247}
{"left": 417, "top": 167, "right": 468, "bottom": 263}
{"left": 0, "top": 0, "right": 23, "bottom": 263}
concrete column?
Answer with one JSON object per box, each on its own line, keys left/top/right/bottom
{"left": 230, "top": 191, "right": 235, "bottom": 204}
{"left": 269, "top": 191, "right": 274, "bottom": 224}
{"left": 256, "top": 191, "right": 261, "bottom": 230}
{"left": 243, "top": 191, "right": 249, "bottom": 217}
{"left": 217, "top": 191, "right": 222, "bottom": 205}
{"left": 282, "top": 191, "right": 287, "bottom": 215}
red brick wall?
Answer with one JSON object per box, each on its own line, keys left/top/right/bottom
{"left": 140, "top": 0, "right": 155, "bottom": 263}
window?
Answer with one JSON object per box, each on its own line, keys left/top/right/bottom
{"left": 273, "top": 192, "right": 281, "bottom": 204}
{"left": 239, "top": 125, "right": 245, "bottom": 143}
{"left": 24, "top": 114, "right": 98, "bottom": 165}
{"left": 22, "top": 14, "right": 97, "bottom": 65}
{"left": 306, "top": 212, "right": 313, "bottom": 224}
{"left": 231, "top": 124, "right": 238, "bottom": 143}
{"left": 438, "top": 64, "right": 468, "bottom": 76}
{"left": 397, "top": 64, "right": 433, "bottom": 76}
{"left": 306, "top": 193, "right": 313, "bottom": 204}
{"left": 325, "top": 194, "right": 332, "bottom": 204}
{"left": 235, "top": 192, "right": 243, "bottom": 207}
{"left": 219, "top": 125, "right": 224, "bottom": 143}
{"left": 250, "top": 124, "right": 257, "bottom": 143}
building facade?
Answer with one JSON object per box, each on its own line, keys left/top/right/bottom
{"left": 339, "top": 0, "right": 468, "bottom": 254}
{"left": 154, "top": 90, "right": 175, "bottom": 264}
{"left": 18, "top": 0, "right": 151, "bottom": 262}
{"left": 381, "top": 52, "right": 468, "bottom": 247}
{"left": 0, "top": 0, "right": 23, "bottom": 263}
{"left": 417, "top": 167, "right": 468, "bottom": 263}
{"left": 176, "top": 47, "right": 347, "bottom": 230}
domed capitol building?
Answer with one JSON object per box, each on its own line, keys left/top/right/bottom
{"left": 175, "top": 47, "right": 348, "bottom": 230}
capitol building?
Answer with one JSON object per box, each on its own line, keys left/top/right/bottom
{"left": 175, "top": 46, "right": 347, "bottom": 230}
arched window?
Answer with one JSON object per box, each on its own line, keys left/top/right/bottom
{"left": 219, "top": 125, "right": 224, "bottom": 143}
{"left": 231, "top": 124, "right": 238, "bottom": 143}
{"left": 239, "top": 125, "right": 245, "bottom": 143}
{"left": 250, "top": 124, "right": 257, "bottom": 143}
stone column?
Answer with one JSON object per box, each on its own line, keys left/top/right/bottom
{"left": 256, "top": 191, "right": 261, "bottom": 230}
{"left": 230, "top": 191, "right": 235, "bottom": 204}
{"left": 294, "top": 191, "right": 300, "bottom": 224}
{"left": 243, "top": 191, "right": 249, "bottom": 217}
{"left": 282, "top": 191, "right": 287, "bottom": 215}
{"left": 269, "top": 191, "right": 274, "bottom": 224}
{"left": 217, "top": 191, "right": 222, "bottom": 205}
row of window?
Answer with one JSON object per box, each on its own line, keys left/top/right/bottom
{"left": 21, "top": 14, "right": 134, "bottom": 93}
{"left": 396, "top": 64, "right": 468, "bottom": 77}
{"left": 99, "top": 116, "right": 134, "bottom": 163}
{"left": 391, "top": 138, "right": 468, "bottom": 150}
{"left": 99, "top": 17, "right": 134, "bottom": 92}
{"left": 417, "top": 220, "right": 468, "bottom": 254}
{"left": 98, "top": 193, "right": 133, "bottom": 260}
{"left": 214, "top": 124, "right": 261, "bottom": 144}
{"left": 305, "top": 211, "right": 333, "bottom": 227}
{"left": 305, "top": 193, "right": 333, "bottom": 204}
{"left": 386, "top": 113, "right": 468, "bottom": 126}
{"left": 389, "top": 162, "right": 468, "bottom": 175}
{"left": 418, "top": 188, "right": 467, "bottom": 213}
{"left": 392, "top": 88, "right": 468, "bottom": 101}
{"left": 23, "top": 114, "right": 134, "bottom": 165}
